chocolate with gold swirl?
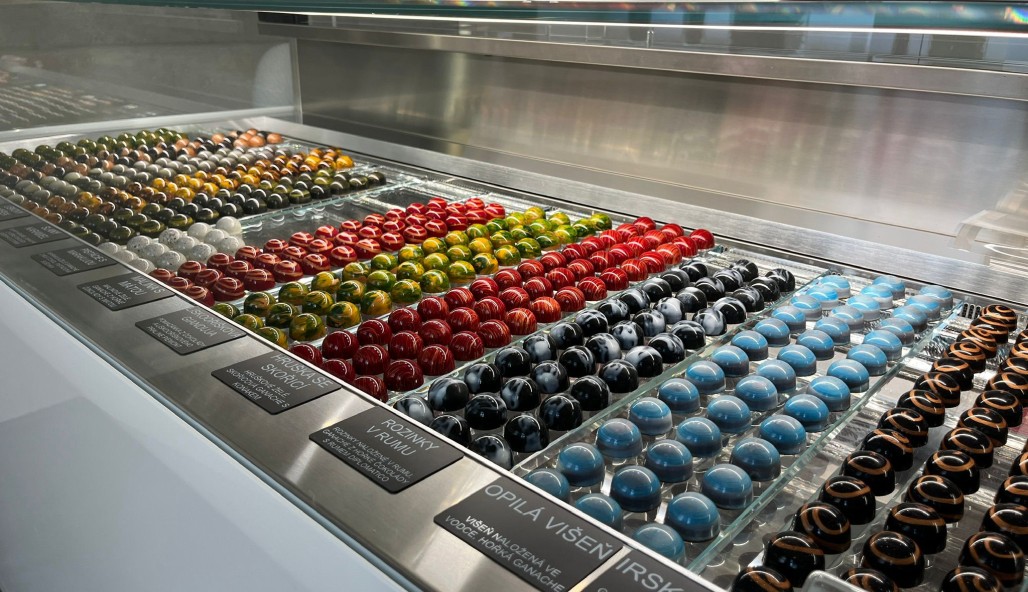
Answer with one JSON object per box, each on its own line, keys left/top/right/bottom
{"left": 841, "top": 568, "right": 898, "bottom": 592}
{"left": 1008, "top": 341, "right": 1028, "bottom": 362}
{"left": 932, "top": 356, "right": 975, "bottom": 390}
{"left": 878, "top": 408, "right": 929, "bottom": 448}
{"left": 731, "top": 566, "right": 793, "bottom": 592}
{"left": 999, "top": 357, "right": 1028, "bottom": 382}
{"left": 981, "top": 304, "right": 1018, "bottom": 331}
{"left": 961, "top": 328, "right": 1000, "bottom": 358}
{"left": 941, "top": 566, "right": 1002, "bottom": 592}
{"left": 906, "top": 475, "right": 965, "bottom": 523}
{"left": 969, "top": 320, "right": 1010, "bottom": 344}
{"left": 925, "top": 450, "right": 980, "bottom": 495}
{"left": 982, "top": 503, "right": 1028, "bottom": 549}
{"left": 996, "top": 476, "right": 1028, "bottom": 506}
{"left": 897, "top": 390, "right": 946, "bottom": 428}
{"left": 947, "top": 340, "right": 989, "bottom": 372}
{"left": 976, "top": 390, "right": 1023, "bottom": 428}
{"left": 959, "top": 532, "right": 1025, "bottom": 587}
{"left": 764, "top": 531, "right": 824, "bottom": 586}
{"left": 885, "top": 502, "right": 946, "bottom": 554}
{"left": 844, "top": 450, "right": 895, "bottom": 496}
{"left": 913, "top": 372, "right": 962, "bottom": 408}
{"left": 792, "top": 502, "right": 851, "bottom": 553}
{"left": 986, "top": 372, "right": 1028, "bottom": 402}
{"left": 861, "top": 531, "right": 925, "bottom": 588}
{"left": 820, "top": 476, "right": 876, "bottom": 525}
{"left": 941, "top": 427, "right": 995, "bottom": 469}
{"left": 958, "top": 407, "right": 1009, "bottom": 447}
{"left": 1017, "top": 328, "right": 1028, "bottom": 346}
{"left": 862, "top": 429, "right": 914, "bottom": 471}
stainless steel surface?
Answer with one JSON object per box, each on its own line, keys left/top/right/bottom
{"left": 0, "top": 175, "right": 720, "bottom": 591}
{"left": 292, "top": 41, "right": 1028, "bottom": 280}
{"left": 263, "top": 22, "right": 1028, "bottom": 102}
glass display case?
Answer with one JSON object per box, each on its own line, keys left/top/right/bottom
{"left": 0, "top": 2, "right": 1025, "bottom": 592}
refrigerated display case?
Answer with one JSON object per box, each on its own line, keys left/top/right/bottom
{"left": 0, "top": 2, "right": 1025, "bottom": 592}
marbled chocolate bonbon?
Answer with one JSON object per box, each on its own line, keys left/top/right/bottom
{"left": 959, "top": 407, "right": 1009, "bottom": 447}
{"left": 885, "top": 502, "right": 946, "bottom": 554}
{"left": 862, "top": 531, "right": 925, "bottom": 588}
{"left": 792, "top": 502, "right": 851, "bottom": 553}
{"left": 981, "top": 503, "right": 1028, "bottom": 549}
{"left": 941, "top": 427, "right": 994, "bottom": 469}
{"left": 906, "top": 475, "right": 964, "bottom": 523}
{"left": 843, "top": 450, "right": 895, "bottom": 496}
{"left": 959, "top": 532, "right": 1025, "bottom": 587}
{"left": 764, "top": 531, "right": 824, "bottom": 586}
{"left": 862, "top": 429, "right": 914, "bottom": 472}
{"left": 940, "top": 567, "right": 1001, "bottom": 592}
{"left": 841, "top": 568, "right": 898, "bottom": 592}
{"left": 878, "top": 408, "right": 929, "bottom": 448}
{"left": 731, "top": 566, "right": 792, "bottom": 592}
{"left": 820, "top": 476, "right": 876, "bottom": 525}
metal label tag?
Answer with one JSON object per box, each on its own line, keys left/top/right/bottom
{"left": 582, "top": 550, "right": 698, "bottom": 592}
{"left": 435, "top": 478, "right": 622, "bottom": 591}
{"left": 32, "top": 246, "right": 116, "bottom": 276}
{"left": 78, "top": 273, "right": 173, "bottom": 310}
{"left": 0, "top": 202, "right": 29, "bottom": 222}
{"left": 311, "top": 407, "right": 463, "bottom": 493}
{"left": 213, "top": 351, "right": 341, "bottom": 414}
{"left": 0, "top": 222, "right": 67, "bottom": 247}
{"left": 136, "top": 307, "right": 244, "bottom": 355}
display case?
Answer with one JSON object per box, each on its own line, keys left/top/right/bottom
{"left": 0, "top": 2, "right": 1025, "bottom": 592}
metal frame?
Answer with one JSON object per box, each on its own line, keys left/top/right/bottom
{"left": 257, "top": 21, "right": 1028, "bottom": 102}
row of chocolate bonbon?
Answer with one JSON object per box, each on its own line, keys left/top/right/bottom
{"left": 0, "top": 128, "right": 386, "bottom": 248}
{"left": 507, "top": 268, "right": 931, "bottom": 564}
{"left": 147, "top": 201, "right": 624, "bottom": 346}
{"left": 297, "top": 218, "right": 719, "bottom": 401}
{"left": 732, "top": 303, "right": 1027, "bottom": 592}
{"left": 389, "top": 252, "right": 805, "bottom": 470}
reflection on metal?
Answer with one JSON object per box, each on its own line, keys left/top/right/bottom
{"left": 957, "top": 176, "right": 1028, "bottom": 275}
{"left": 260, "top": 22, "right": 1028, "bottom": 101}
{"left": 293, "top": 41, "right": 1027, "bottom": 256}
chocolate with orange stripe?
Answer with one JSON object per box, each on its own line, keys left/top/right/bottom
{"left": 897, "top": 390, "right": 946, "bottom": 428}
{"left": 792, "top": 502, "right": 851, "bottom": 554}
{"left": 941, "top": 427, "right": 995, "bottom": 468}
{"left": 819, "top": 476, "right": 876, "bottom": 525}
{"left": 906, "top": 475, "right": 965, "bottom": 523}
{"left": 982, "top": 503, "right": 1028, "bottom": 549}
{"left": 862, "top": 429, "right": 914, "bottom": 471}
{"left": 960, "top": 328, "right": 1000, "bottom": 358}
{"left": 940, "top": 566, "right": 1001, "bottom": 592}
{"left": 959, "top": 532, "right": 1025, "bottom": 587}
{"left": 986, "top": 372, "right": 1028, "bottom": 403}
{"left": 885, "top": 502, "right": 946, "bottom": 554}
{"left": 861, "top": 531, "right": 925, "bottom": 588}
{"left": 959, "top": 407, "right": 1009, "bottom": 447}
{"left": 925, "top": 450, "right": 980, "bottom": 495}
{"left": 980, "top": 304, "right": 1018, "bottom": 331}
{"left": 878, "top": 407, "right": 929, "bottom": 447}
{"left": 969, "top": 320, "right": 1010, "bottom": 345}
{"left": 912, "top": 372, "right": 961, "bottom": 408}
{"left": 932, "top": 357, "right": 975, "bottom": 391}
{"left": 947, "top": 340, "right": 989, "bottom": 372}
{"left": 840, "top": 568, "right": 897, "bottom": 592}
{"left": 731, "top": 566, "right": 793, "bottom": 592}
{"left": 997, "top": 476, "right": 1028, "bottom": 506}
{"left": 764, "top": 531, "right": 824, "bottom": 586}
{"left": 976, "top": 390, "right": 1023, "bottom": 428}
{"left": 843, "top": 450, "right": 895, "bottom": 496}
